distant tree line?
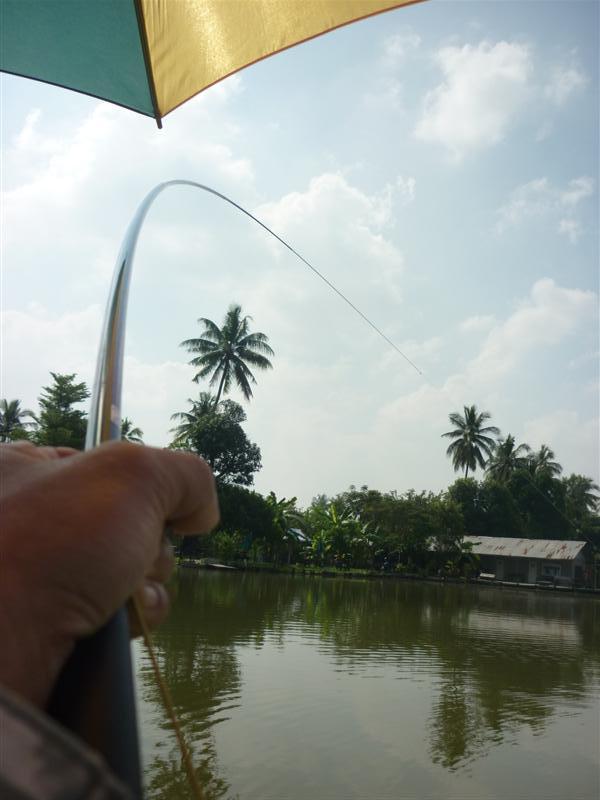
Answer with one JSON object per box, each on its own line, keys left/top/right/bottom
{"left": 2, "top": 308, "right": 598, "bottom": 575}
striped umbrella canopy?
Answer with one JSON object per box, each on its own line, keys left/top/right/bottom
{"left": 1, "top": 0, "right": 421, "bottom": 127}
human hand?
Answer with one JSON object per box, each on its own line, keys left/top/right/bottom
{"left": 0, "top": 440, "right": 218, "bottom": 708}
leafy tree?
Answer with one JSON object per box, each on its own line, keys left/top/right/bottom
{"left": 430, "top": 496, "right": 465, "bottom": 555}
{"left": 562, "top": 474, "right": 600, "bottom": 544}
{"left": 486, "top": 435, "right": 531, "bottom": 483}
{"left": 447, "top": 478, "right": 486, "bottom": 536}
{"left": 217, "top": 484, "right": 276, "bottom": 545}
{"left": 306, "top": 501, "right": 372, "bottom": 568}
{"left": 563, "top": 474, "right": 600, "bottom": 516}
{"left": 527, "top": 444, "right": 562, "bottom": 478}
{"left": 479, "top": 479, "right": 523, "bottom": 537}
{"left": 265, "top": 492, "right": 305, "bottom": 563}
{"left": 35, "top": 373, "right": 90, "bottom": 449}
{"left": 442, "top": 405, "right": 500, "bottom": 478}
{"left": 121, "top": 417, "right": 143, "bottom": 443}
{"left": 180, "top": 304, "right": 274, "bottom": 403}
{"left": 170, "top": 392, "right": 221, "bottom": 445}
{"left": 507, "top": 468, "right": 570, "bottom": 539}
{"left": 0, "top": 399, "right": 35, "bottom": 441}
{"left": 172, "top": 399, "right": 261, "bottom": 486}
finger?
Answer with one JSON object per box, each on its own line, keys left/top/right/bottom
{"left": 147, "top": 539, "right": 175, "bottom": 583}
{"left": 1, "top": 441, "right": 35, "bottom": 450}
{"left": 122, "top": 445, "right": 220, "bottom": 535}
{"left": 31, "top": 446, "right": 78, "bottom": 461}
{"left": 54, "top": 447, "right": 80, "bottom": 458}
{"left": 0, "top": 442, "right": 78, "bottom": 461}
{"left": 128, "top": 581, "right": 170, "bottom": 638}
{"left": 69, "top": 441, "right": 220, "bottom": 539}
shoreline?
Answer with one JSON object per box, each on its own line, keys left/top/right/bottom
{"left": 177, "top": 559, "right": 600, "bottom": 597}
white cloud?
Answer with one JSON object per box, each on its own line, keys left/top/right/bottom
{"left": 0, "top": 305, "right": 102, "bottom": 407}
{"left": 466, "top": 279, "right": 596, "bottom": 382}
{"left": 459, "top": 314, "right": 496, "bottom": 333}
{"left": 495, "top": 176, "right": 594, "bottom": 241}
{"left": 364, "top": 28, "right": 420, "bottom": 110}
{"left": 415, "top": 40, "right": 532, "bottom": 161}
{"left": 558, "top": 218, "right": 583, "bottom": 244}
{"left": 363, "top": 78, "right": 404, "bottom": 110}
{"left": 560, "top": 176, "right": 594, "bottom": 206}
{"left": 255, "top": 172, "right": 405, "bottom": 301}
{"left": 122, "top": 357, "right": 196, "bottom": 444}
{"left": 522, "top": 411, "right": 599, "bottom": 478}
{"left": 544, "top": 64, "right": 587, "bottom": 106}
{"left": 396, "top": 175, "right": 416, "bottom": 205}
{"left": 365, "top": 278, "right": 599, "bottom": 491}
{"left": 382, "top": 30, "right": 421, "bottom": 67}
{"left": 1, "top": 78, "right": 255, "bottom": 288}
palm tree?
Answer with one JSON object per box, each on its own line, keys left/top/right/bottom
{"left": 170, "top": 393, "right": 220, "bottom": 445}
{"left": 121, "top": 417, "right": 143, "bottom": 443}
{"left": 442, "top": 405, "right": 500, "bottom": 479}
{"left": 180, "top": 304, "right": 274, "bottom": 404}
{"left": 563, "top": 474, "right": 599, "bottom": 515}
{"left": 0, "top": 399, "right": 35, "bottom": 442}
{"left": 528, "top": 444, "right": 562, "bottom": 478}
{"left": 486, "top": 435, "right": 531, "bottom": 483}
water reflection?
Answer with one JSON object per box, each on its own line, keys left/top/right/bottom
{"left": 137, "top": 571, "right": 600, "bottom": 799}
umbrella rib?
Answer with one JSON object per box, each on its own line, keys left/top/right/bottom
{"left": 133, "top": 0, "right": 162, "bottom": 128}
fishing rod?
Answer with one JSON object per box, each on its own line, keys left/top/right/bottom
{"left": 46, "top": 180, "right": 422, "bottom": 796}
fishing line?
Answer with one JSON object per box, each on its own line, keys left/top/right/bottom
{"left": 131, "top": 593, "right": 205, "bottom": 800}
{"left": 171, "top": 181, "right": 423, "bottom": 376}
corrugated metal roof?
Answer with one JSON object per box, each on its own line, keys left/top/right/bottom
{"left": 464, "top": 536, "right": 587, "bottom": 561}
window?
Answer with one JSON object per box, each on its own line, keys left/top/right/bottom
{"left": 542, "top": 564, "right": 561, "bottom": 578}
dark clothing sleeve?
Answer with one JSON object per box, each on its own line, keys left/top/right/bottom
{"left": 0, "top": 685, "right": 132, "bottom": 800}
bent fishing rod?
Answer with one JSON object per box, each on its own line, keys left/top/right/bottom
{"left": 47, "top": 180, "right": 422, "bottom": 796}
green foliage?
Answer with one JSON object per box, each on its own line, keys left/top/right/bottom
{"left": 527, "top": 445, "right": 563, "bottom": 478}
{"left": 301, "top": 489, "right": 465, "bottom": 573}
{"left": 0, "top": 399, "right": 35, "bottom": 441}
{"left": 448, "top": 478, "right": 523, "bottom": 537}
{"left": 265, "top": 492, "right": 305, "bottom": 564}
{"left": 217, "top": 483, "right": 276, "bottom": 543}
{"left": 442, "top": 405, "right": 500, "bottom": 478}
{"left": 507, "top": 469, "right": 571, "bottom": 539}
{"left": 304, "top": 501, "right": 374, "bottom": 568}
{"left": 35, "top": 373, "right": 90, "bottom": 449}
{"left": 486, "top": 435, "right": 531, "bottom": 483}
{"left": 170, "top": 392, "right": 220, "bottom": 445}
{"left": 172, "top": 398, "right": 261, "bottom": 486}
{"left": 180, "top": 304, "right": 274, "bottom": 403}
{"left": 121, "top": 417, "right": 143, "bottom": 443}
{"left": 211, "top": 531, "right": 244, "bottom": 562}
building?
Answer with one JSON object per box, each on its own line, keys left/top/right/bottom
{"left": 464, "top": 536, "right": 588, "bottom": 586}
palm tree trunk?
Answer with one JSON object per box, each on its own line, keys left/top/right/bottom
{"left": 214, "top": 369, "right": 227, "bottom": 406}
{"left": 464, "top": 465, "right": 469, "bottom": 479}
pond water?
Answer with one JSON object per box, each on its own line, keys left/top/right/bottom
{"left": 135, "top": 570, "right": 600, "bottom": 800}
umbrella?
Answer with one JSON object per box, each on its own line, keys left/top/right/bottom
{"left": 1, "top": 0, "right": 420, "bottom": 127}
{"left": 2, "top": 1, "right": 425, "bottom": 796}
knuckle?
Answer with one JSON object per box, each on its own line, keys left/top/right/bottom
{"left": 98, "top": 440, "right": 156, "bottom": 482}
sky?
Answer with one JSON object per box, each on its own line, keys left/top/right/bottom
{"left": 1, "top": 1, "right": 598, "bottom": 506}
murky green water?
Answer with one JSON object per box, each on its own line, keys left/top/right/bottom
{"left": 135, "top": 570, "right": 600, "bottom": 800}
